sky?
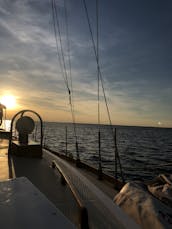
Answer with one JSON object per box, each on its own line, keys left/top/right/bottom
{"left": 0, "top": 0, "right": 172, "bottom": 127}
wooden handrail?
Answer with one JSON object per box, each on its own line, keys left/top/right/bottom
{"left": 52, "top": 160, "right": 89, "bottom": 229}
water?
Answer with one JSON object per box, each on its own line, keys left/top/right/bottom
{"left": 37, "top": 122, "right": 172, "bottom": 181}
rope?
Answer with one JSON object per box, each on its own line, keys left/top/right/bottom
{"left": 64, "top": 0, "right": 72, "bottom": 92}
{"left": 96, "top": 0, "right": 102, "bottom": 178}
{"left": 82, "top": 0, "right": 124, "bottom": 182}
{"left": 114, "top": 128, "right": 124, "bottom": 182}
{"left": 82, "top": 0, "right": 113, "bottom": 127}
{"left": 51, "top": 0, "right": 69, "bottom": 91}
{"left": 63, "top": 0, "right": 79, "bottom": 159}
{"left": 96, "top": 0, "right": 100, "bottom": 127}
{"left": 52, "top": 0, "right": 79, "bottom": 161}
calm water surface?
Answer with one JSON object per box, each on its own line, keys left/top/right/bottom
{"left": 39, "top": 122, "right": 172, "bottom": 181}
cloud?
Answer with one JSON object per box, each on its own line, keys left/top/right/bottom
{"left": 0, "top": 0, "right": 172, "bottom": 127}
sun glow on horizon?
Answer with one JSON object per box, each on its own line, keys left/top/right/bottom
{"left": 0, "top": 95, "right": 17, "bottom": 109}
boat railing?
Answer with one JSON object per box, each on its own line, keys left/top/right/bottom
{"left": 51, "top": 160, "right": 89, "bottom": 229}
{"left": 45, "top": 146, "right": 124, "bottom": 190}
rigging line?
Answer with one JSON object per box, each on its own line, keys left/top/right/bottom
{"left": 53, "top": 0, "right": 71, "bottom": 94}
{"left": 53, "top": 0, "right": 79, "bottom": 159}
{"left": 96, "top": 0, "right": 100, "bottom": 127}
{"left": 63, "top": 0, "right": 78, "bottom": 144}
{"left": 51, "top": 0, "right": 68, "bottom": 89}
{"left": 53, "top": 0, "right": 77, "bottom": 143}
{"left": 96, "top": 0, "right": 102, "bottom": 178}
{"left": 64, "top": 0, "right": 72, "bottom": 91}
{"left": 114, "top": 128, "right": 125, "bottom": 182}
{"left": 114, "top": 128, "right": 118, "bottom": 179}
{"left": 82, "top": 0, "right": 112, "bottom": 127}
{"left": 63, "top": 0, "right": 77, "bottom": 134}
{"left": 99, "top": 70, "right": 125, "bottom": 181}
{"left": 82, "top": 0, "right": 113, "bottom": 137}
{"left": 82, "top": 0, "right": 124, "bottom": 181}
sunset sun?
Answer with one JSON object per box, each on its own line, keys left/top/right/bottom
{"left": 0, "top": 95, "right": 16, "bottom": 109}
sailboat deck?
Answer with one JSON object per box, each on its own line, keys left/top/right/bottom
{"left": 0, "top": 139, "right": 139, "bottom": 229}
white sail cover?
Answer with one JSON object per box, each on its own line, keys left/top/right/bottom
{"left": 114, "top": 181, "right": 172, "bottom": 229}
